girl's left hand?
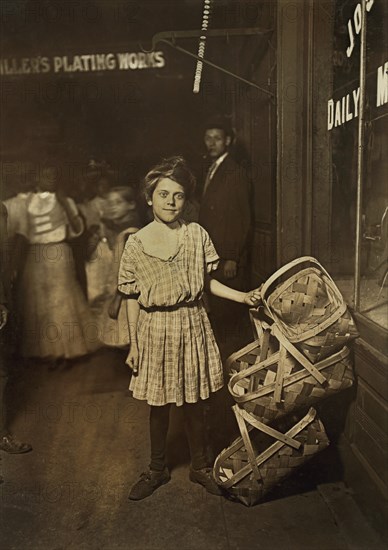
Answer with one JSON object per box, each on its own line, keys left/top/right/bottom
{"left": 243, "top": 287, "right": 262, "bottom": 307}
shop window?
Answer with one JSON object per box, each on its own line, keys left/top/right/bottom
{"left": 329, "top": 0, "right": 388, "bottom": 332}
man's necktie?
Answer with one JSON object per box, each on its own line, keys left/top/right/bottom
{"left": 202, "top": 161, "right": 217, "bottom": 197}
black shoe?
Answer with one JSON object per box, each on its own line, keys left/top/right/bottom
{"left": 128, "top": 468, "right": 170, "bottom": 501}
{"left": 189, "top": 467, "right": 223, "bottom": 496}
{"left": 0, "top": 434, "right": 32, "bottom": 454}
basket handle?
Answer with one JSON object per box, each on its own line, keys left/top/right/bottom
{"left": 232, "top": 346, "right": 350, "bottom": 403}
{"left": 225, "top": 338, "right": 262, "bottom": 372}
{"left": 236, "top": 406, "right": 302, "bottom": 450}
{"left": 215, "top": 407, "right": 317, "bottom": 489}
{"left": 228, "top": 323, "right": 344, "bottom": 403}
{"left": 260, "top": 256, "right": 341, "bottom": 309}
{"left": 249, "top": 307, "right": 272, "bottom": 339}
{"left": 272, "top": 325, "right": 327, "bottom": 385}
{"left": 262, "top": 256, "right": 329, "bottom": 296}
{"left": 228, "top": 352, "right": 280, "bottom": 401}
{"left": 234, "top": 406, "right": 262, "bottom": 482}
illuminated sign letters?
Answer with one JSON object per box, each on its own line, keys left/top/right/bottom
{"left": 0, "top": 51, "right": 166, "bottom": 76}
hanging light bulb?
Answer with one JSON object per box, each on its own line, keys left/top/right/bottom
{"left": 193, "top": 0, "right": 213, "bottom": 94}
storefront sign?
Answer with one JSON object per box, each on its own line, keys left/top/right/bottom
{"left": 346, "top": 0, "right": 375, "bottom": 57}
{"left": 328, "top": 0, "right": 386, "bottom": 131}
{"left": 327, "top": 61, "right": 388, "bottom": 130}
{"left": 0, "top": 51, "right": 165, "bottom": 76}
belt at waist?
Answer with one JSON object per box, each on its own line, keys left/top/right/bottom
{"left": 140, "top": 300, "right": 201, "bottom": 313}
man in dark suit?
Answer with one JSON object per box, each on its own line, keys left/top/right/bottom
{"left": 0, "top": 202, "right": 31, "bottom": 483}
{"left": 199, "top": 118, "right": 252, "bottom": 360}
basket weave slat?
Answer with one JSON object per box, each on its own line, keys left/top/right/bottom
{"left": 219, "top": 257, "right": 358, "bottom": 506}
{"left": 249, "top": 330, "right": 271, "bottom": 392}
{"left": 228, "top": 326, "right": 353, "bottom": 424}
{"left": 261, "top": 258, "right": 351, "bottom": 343}
{"left": 260, "top": 259, "right": 359, "bottom": 358}
{"left": 213, "top": 407, "right": 329, "bottom": 506}
{"left": 272, "top": 325, "right": 327, "bottom": 385}
{"left": 274, "top": 346, "right": 287, "bottom": 403}
{"left": 234, "top": 403, "right": 262, "bottom": 482}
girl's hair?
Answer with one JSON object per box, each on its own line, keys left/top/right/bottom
{"left": 108, "top": 186, "right": 136, "bottom": 203}
{"left": 142, "top": 156, "right": 196, "bottom": 201}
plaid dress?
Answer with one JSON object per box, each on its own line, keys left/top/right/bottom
{"left": 118, "top": 221, "right": 224, "bottom": 406}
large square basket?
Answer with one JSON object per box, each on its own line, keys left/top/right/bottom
{"left": 260, "top": 257, "right": 358, "bottom": 360}
{"left": 213, "top": 407, "right": 329, "bottom": 506}
{"left": 226, "top": 324, "right": 354, "bottom": 424}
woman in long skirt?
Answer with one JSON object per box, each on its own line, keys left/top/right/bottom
{"left": 18, "top": 164, "right": 100, "bottom": 365}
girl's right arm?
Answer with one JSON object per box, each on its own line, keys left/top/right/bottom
{"left": 125, "top": 297, "right": 140, "bottom": 375}
{"left": 205, "top": 275, "right": 261, "bottom": 306}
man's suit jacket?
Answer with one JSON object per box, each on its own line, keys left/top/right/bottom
{"left": 199, "top": 155, "right": 251, "bottom": 264}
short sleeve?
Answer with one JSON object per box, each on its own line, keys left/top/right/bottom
{"left": 118, "top": 239, "right": 139, "bottom": 296}
{"left": 199, "top": 225, "right": 220, "bottom": 273}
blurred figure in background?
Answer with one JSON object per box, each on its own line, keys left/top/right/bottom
{"left": 3, "top": 161, "right": 36, "bottom": 243}
{"left": 0, "top": 202, "right": 32, "bottom": 465}
{"left": 15, "top": 162, "right": 100, "bottom": 368}
{"left": 96, "top": 186, "right": 142, "bottom": 348}
{"left": 3, "top": 161, "right": 37, "bottom": 352}
{"left": 79, "top": 169, "right": 113, "bottom": 306}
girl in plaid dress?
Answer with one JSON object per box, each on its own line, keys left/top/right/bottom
{"left": 118, "top": 157, "right": 260, "bottom": 500}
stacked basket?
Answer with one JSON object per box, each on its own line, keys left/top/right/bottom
{"left": 213, "top": 257, "right": 358, "bottom": 506}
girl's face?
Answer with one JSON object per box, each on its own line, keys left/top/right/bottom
{"left": 106, "top": 191, "right": 136, "bottom": 219}
{"left": 150, "top": 178, "right": 186, "bottom": 224}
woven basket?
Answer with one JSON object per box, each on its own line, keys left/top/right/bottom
{"left": 213, "top": 407, "right": 329, "bottom": 506}
{"left": 227, "top": 322, "right": 354, "bottom": 424}
{"left": 261, "top": 257, "right": 358, "bottom": 357}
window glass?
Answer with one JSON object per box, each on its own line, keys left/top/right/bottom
{"left": 330, "top": 0, "right": 388, "bottom": 331}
